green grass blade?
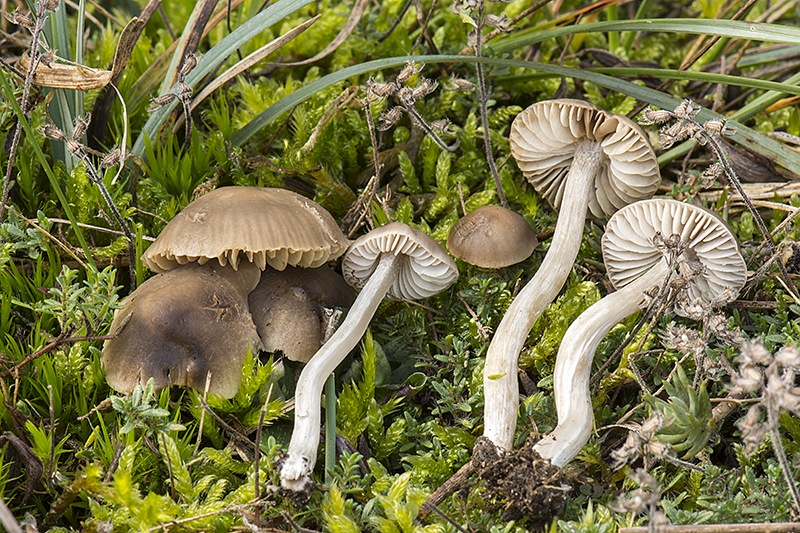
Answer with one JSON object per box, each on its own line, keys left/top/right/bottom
{"left": 230, "top": 54, "right": 800, "bottom": 177}
{"left": 498, "top": 67, "right": 800, "bottom": 97}
{"left": 737, "top": 45, "right": 800, "bottom": 67}
{"left": 131, "top": 0, "right": 315, "bottom": 158}
{"left": 491, "top": 19, "right": 800, "bottom": 54}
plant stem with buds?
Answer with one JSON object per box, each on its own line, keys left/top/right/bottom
{"left": 473, "top": 2, "right": 509, "bottom": 209}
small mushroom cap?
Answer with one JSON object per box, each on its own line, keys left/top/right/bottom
{"left": 602, "top": 199, "right": 747, "bottom": 304}
{"left": 248, "top": 266, "right": 356, "bottom": 363}
{"left": 343, "top": 222, "right": 458, "bottom": 300}
{"left": 142, "top": 187, "right": 350, "bottom": 273}
{"left": 102, "top": 261, "right": 263, "bottom": 398}
{"left": 509, "top": 99, "right": 660, "bottom": 218}
{"left": 446, "top": 205, "right": 538, "bottom": 268}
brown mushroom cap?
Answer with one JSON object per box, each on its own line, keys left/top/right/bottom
{"left": 101, "top": 261, "right": 263, "bottom": 398}
{"left": 248, "top": 266, "right": 356, "bottom": 363}
{"left": 510, "top": 99, "right": 660, "bottom": 218}
{"left": 142, "top": 187, "right": 350, "bottom": 273}
{"left": 447, "top": 205, "right": 538, "bottom": 268}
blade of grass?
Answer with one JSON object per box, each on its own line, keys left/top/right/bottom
{"left": 498, "top": 67, "right": 800, "bottom": 97}
{"left": 131, "top": 0, "right": 315, "bottom": 158}
{"left": 230, "top": 54, "right": 800, "bottom": 177}
{"left": 659, "top": 68, "right": 800, "bottom": 165}
{"left": 736, "top": 44, "right": 800, "bottom": 67}
{"left": 179, "top": 15, "right": 319, "bottom": 125}
{"left": 0, "top": 70, "right": 96, "bottom": 268}
{"left": 491, "top": 19, "right": 800, "bottom": 54}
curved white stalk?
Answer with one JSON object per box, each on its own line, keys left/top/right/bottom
{"left": 483, "top": 140, "right": 603, "bottom": 451}
{"left": 281, "top": 252, "right": 402, "bottom": 490}
{"left": 534, "top": 259, "right": 669, "bottom": 467}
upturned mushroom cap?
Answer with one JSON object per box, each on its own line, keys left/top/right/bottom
{"left": 602, "top": 198, "right": 747, "bottom": 304}
{"left": 102, "top": 261, "right": 263, "bottom": 398}
{"left": 248, "top": 266, "right": 356, "bottom": 363}
{"left": 509, "top": 99, "right": 660, "bottom": 218}
{"left": 342, "top": 222, "right": 458, "bottom": 299}
{"left": 446, "top": 205, "right": 538, "bottom": 268}
{"left": 142, "top": 187, "right": 349, "bottom": 273}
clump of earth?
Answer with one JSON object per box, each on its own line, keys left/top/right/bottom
{"left": 472, "top": 436, "right": 567, "bottom": 526}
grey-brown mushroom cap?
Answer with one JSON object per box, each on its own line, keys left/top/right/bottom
{"left": 342, "top": 222, "right": 458, "bottom": 300}
{"left": 509, "top": 99, "right": 660, "bottom": 218}
{"left": 142, "top": 187, "right": 350, "bottom": 273}
{"left": 248, "top": 266, "right": 356, "bottom": 363}
{"left": 602, "top": 199, "right": 747, "bottom": 305}
{"left": 447, "top": 205, "right": 538, "bottom": 268}
{"left": 101, "top": 261, "right": 263, "bottom": 398}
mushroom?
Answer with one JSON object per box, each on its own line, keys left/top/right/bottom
{"left": 534, "top": 199, "right": 747, "bottom": 467}
{"left": 248, "top": 266, "right": 356, "bottom": 363}
{"left": 446, "top": 205, "right": 538, "bottom": 268}
{"left": 280, "top": 222, "right": 458, "bottom": 490}
{"left": 142, "top": 186, "right": 349, "bottom": 272}
{"left": 102, "top": 261, "right": 263, "bottom": 398}
{"left": 483, "top": 99, "right": 661, "bottom": 451}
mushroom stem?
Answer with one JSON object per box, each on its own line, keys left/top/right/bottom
{"left": 281, "top": 251, "right": 403, "bottom": 490}
{"left": 533, "top": 259, "right": 669, "bottom": 467}
{"left": 483, "top": 139, "right": 603, "bottom": 451}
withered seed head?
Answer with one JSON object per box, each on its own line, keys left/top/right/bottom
{"left": 431, "top": 119, "right": 454, "bottom": 135}
{"left": 149, "top": 93, "right": 177, "bottom": 111}
{"left": 41, "top": 124, "right": 66, "bottom": 142}
{"left": 366, "top": 77, "right": 396, "bottom": 99}
{"left": 179, "top": 52, "right": 200, "bottom": 78}
{"left": 40, "top": 0, "right": 60, "bottom": 13}
{"left": 72, "top": 113, "right": 91, "bottom": 139}
{"left": 379, "top": 107, "right": 403, "bottom": 131}
{"left": 639, "top": 108, "right": 672, "bottom": 125}
{"left": 5, "top": 8, "right": 35, "bottom": 29}
{"left": 396, "top": 61, "right": 423, "bottom": 83}
{"left": 411, "top": 78, "right": 438, "bottom": 100}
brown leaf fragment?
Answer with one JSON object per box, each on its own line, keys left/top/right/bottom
{"left": 15, "top": 17, "right": 144, "bottom": 90}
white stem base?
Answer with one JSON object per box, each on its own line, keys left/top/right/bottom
{"left": 280, "top": 252, "right": 401, "bottom": 490}
{"left": 534, "top": 260, "right": 669, "bottom": 467}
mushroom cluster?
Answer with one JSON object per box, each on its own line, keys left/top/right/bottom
{"left": 483, "top": 99, "right": 661, "bottom": 452}
{"left": 97, "top": 97, "right": 749, "bottom": 508}
{"left": 534, "top": 198, "right": 747, "bottom": 468}
{"left": 102, "top": 186, "right": 351, "bottom": 398}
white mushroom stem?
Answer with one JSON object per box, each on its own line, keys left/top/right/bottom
{"left": 534, "top": 258, "right": 669, "bottom": 467}
{"left": 483, "top": 139, "right": 604, "bottom": 451}
{"left": 281, "top": 251, "right": 403, "bottom": 491}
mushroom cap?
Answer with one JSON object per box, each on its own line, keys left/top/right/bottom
{"left": 446, "top": 205, "right": 538, "bottom": 268}
{"left": 602, "top": 198, "right": 747, "bottom": 305}
{"left": 142, "top": 187, "right": 350, "bottom": 273}
{"left": 101, "top": 261, "right": 263, "bottom": 398}
{"left": 342, "top": 222, "right": 458, "bottom": 300}
{"left": 509, "top": 99, "right": 660, "bottom": 218}
{"left": 248, "top": 266, "right": 356, "bottom": 363}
